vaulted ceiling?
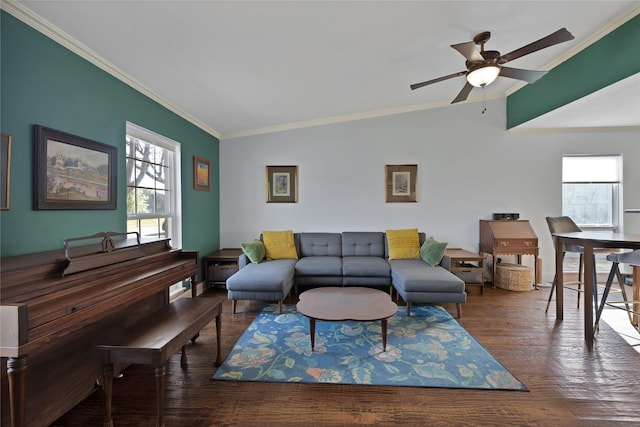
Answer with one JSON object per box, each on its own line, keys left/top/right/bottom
{"left": 5, "top": 1, "right": 639, "bottom": 139}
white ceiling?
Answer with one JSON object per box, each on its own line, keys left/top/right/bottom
{"left": 7, "top": 1, "right": 640, "bottom": 139}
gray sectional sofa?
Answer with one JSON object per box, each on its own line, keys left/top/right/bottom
{"left": 226, "top": 231, "right": 467, "bottom": 317}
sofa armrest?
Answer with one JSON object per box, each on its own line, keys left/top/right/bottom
{"left": 440, "top": 255, "right": 452, "bottom": 270}
{"left": 238, "top": 253, "right": 249, "bottom": 269}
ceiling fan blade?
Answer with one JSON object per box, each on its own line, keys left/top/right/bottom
{"left": 451, "top": 82, "right": 474, "bottom": 104}
{"left": 499, "top": 66, "right": 547, "bottom": 83}
{"left": 410, "top": 71, "right": 466, "bottom": 90}
{"left": 450, "top": 41, "right": 484, "bottom": 62}
{"left": 500, "top": 28, "right": 574, "bottom": 63}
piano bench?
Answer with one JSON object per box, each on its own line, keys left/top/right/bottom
{"left": 97, "top": 297, "right": 223, "bottom": 427}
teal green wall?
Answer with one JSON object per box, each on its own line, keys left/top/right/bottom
{"left": 507, "top": 14, "right": 640, "bottom": 128}
{"left": 0, "top": 11, "right": 220, "bottom": 275}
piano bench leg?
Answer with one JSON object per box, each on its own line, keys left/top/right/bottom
{"left": 102, "top": 363, "right": 114, "bottom": 427}
{"left": 155, "top": 366, "right": 166, "bottom": 427}
{"left": 180, "top": 346, "right": 187, "bottom": 368}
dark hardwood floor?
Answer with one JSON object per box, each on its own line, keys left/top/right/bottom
{"left": 51, "top": 284, "right": 640, "bottom": 426}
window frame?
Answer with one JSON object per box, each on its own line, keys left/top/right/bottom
{"left": 125, "top": 122, "right": 182, "bottom": 249}
{"left": 561, "top": 154, "right": 623, "bottom": 232}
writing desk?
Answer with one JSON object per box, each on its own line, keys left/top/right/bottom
{"left": 553, "top": 231, "right": 640, "bottom": 345}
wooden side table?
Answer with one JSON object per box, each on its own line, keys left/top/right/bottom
{"left": 442, "top": 248, "right": 485, "bottom": 294}
{"left": 203, "top": 248, "right": 243, "bottom": 289}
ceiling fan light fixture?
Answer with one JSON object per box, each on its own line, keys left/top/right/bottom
{"left": 466, "top": 64, "right": 500, "bottom": 87}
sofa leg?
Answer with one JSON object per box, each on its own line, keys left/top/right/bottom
{"left": 232, "top": 300, "right": 237, "bottom": 314}
{"left": 456, "top": 303, "right": 462, "bottom": 318}
{"left": 278, "top": 300, "right": 283, "bottom": 314}
{"left": 406, "top": 302, "right": 411, "bottom": 316}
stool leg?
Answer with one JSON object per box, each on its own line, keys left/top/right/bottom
{"left": 545, "top": 274, "right": 557, "bottom": 313}
{"left": 545, "top": 252, "right": 565, "bottom": 313}
{"left": 592, "top": 255, "right": 599, "bottom": 317}
{"left": 577, "top": 254, "right": 583, "bottom": 309}
{"left": 595, "top": 263, "right": 618, "bottom": 334}
{"left": 102, "top": 364, "right": 114, "bottom": 427}
{"left": 614, "top": 266, "right": 633, "bottom": 324}
{"left": 155, "top": 366, "right": 166, "bottom": 427}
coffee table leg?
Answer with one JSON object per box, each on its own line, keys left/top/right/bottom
{"left": 381, "top": 318, "right": 387, "bottom": 351}
{"left": 309, "top": 318, "right": 316, "bottom": 351}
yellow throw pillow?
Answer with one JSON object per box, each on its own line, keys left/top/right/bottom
{"left": 386, "top": 228, "right": 420, "bottom": 260}
{"left": 262, "top": 230, "right": 298, "bottom": 260}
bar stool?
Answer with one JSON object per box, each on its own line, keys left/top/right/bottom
{"left": 545, "top": 217, "right": 598, "bottom": 313}
{"left": 594, "top": 250, "right": 640, "bottom": 336}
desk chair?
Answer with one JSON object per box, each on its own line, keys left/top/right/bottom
{"left": 594, "top": 250, "right": 638, "bottom": 336}
{"left": 545, "top": 216, "right": 600, "bottom": 313}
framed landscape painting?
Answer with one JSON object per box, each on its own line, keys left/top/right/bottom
{"left": 34, "top": 125, "right": 117, "bottom": 210}
{"left": 385, "top": 164, "right": 417, "bottom": 202}
{"left": 194, "top": 156, "right": 210, "bottom": 191}
{"left": 266, "top": 165, "right": 298, "bottom": 203}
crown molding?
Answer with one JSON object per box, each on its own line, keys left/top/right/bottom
{"left": 221, "top": 92, "right": 504, "bottom": 140}
{"left": 508, "top": 126, "right": 640, "bottom": 135}
{"left": 1, "top": 1, "right": 221, "bottom": 140}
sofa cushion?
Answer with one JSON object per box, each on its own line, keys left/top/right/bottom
{"left": 342, "top": 232, "right": 385, "bottom": 257}
{"left": 300, "top": 233, "right": 342, "bottom": 257}
{"left": 342, "top": 256, "right": 390, "bottom": 277}
{"left": 295, "top": 256, "right": 343, "bottom": 276}
{"left": 420, "top": 237, "right": 448, "bottom": 266}
{"left": 241, "top": 239, "right": 266, "bottom": 264}
{"left": 262, "top": 230, "right": 298, "bottom": 260}
{"left": 226, "top": 259, "right": 297, "bottom": 292}
{"left": 390, "top": 259, "right": 465, "bottom": 293}
{"left": 386, "top": 228, "right": 420, "bottom": 260}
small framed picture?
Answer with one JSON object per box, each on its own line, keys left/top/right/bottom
{"left": 34, "top": 125, "right": 117, "bottom": 210}
{"left": 194, "top": 156, "right": 210, "bottom": 191}
{"left": 266, "top": 165, "right": 298, "bottom": 203}
{"left": 385, "top": 164, "right": 417, "bottom": 203}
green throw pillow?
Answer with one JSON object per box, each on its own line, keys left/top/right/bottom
{"left": 241, "top": 239, "right": 266, "bottom": 264}
{"left": 420, "top": 237, "right": 447, "bottom": 266}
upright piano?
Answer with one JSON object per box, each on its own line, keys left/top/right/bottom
{"left": 0, "top": 232, "right": 198, "bottom": 427}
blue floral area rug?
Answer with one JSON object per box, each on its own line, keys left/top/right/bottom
{"left": 212, "top": 304, "right": 527, "bottom": 391}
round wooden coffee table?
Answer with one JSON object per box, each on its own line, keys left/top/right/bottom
{"left": 296, "top": 287, "right": 397, "bottom": 351}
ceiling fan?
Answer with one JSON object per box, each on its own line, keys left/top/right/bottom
{"left": 410, "top": 28, "right": 575, "bottom": 103}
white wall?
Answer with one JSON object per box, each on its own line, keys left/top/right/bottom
{"left": 220, "top": 98, "right": 640, "bottom": 281}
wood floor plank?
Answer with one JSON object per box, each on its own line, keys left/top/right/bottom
{"left": 50, "top": 285, "right": 640, "bottom": 426}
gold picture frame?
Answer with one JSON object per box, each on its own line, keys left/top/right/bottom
{"left": 1, "top": 133, "right": 11, "bottom": 210}
{"left": 34, "top": 125, "right": 117, "bottom": 210}
{"left": 385, "top": 164, "right": 417, "bottom": 203}
{"left": 194, "top": 156, "right": 210, "bottom": 191}
{"left": 266, "top": 165, "right": 298, "bottom": 203}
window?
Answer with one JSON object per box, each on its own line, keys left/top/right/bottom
{"left": 126, "top": 123, "right": 184, "bottom": 295}
{"left": 562, "top": 155, "right": 623, "bottom": 272}
{"left": 562, "top": 155, "right": 622, "bottom": 230}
